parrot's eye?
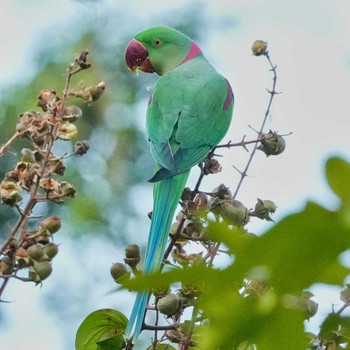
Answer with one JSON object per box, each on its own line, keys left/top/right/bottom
{"left": 153, "top": 39, "right": 162, "bottom": 47}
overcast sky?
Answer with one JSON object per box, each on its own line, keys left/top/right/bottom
{"left": 1, "top": 1, "right": 350, "bottom": 349}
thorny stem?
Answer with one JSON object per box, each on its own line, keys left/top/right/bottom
{"left": 200, "top": 52, "right": 279, "bottom": 280}
{"left": 150, "top": 51, "right": 279, "bottom": 347}
{"left": 232, "top": 51, "right": 278, "bottom": 200}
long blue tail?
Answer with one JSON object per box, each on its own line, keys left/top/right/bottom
{"left": 126, "top": 171, "right": 190, "bottom": 341}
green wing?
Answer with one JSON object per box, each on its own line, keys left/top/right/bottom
{"left": 146, "top": 57, "right": 233, "bottom": 182}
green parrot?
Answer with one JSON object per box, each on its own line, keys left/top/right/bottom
{"left": 124, "top": 26, "right": 234, "bottom": 342}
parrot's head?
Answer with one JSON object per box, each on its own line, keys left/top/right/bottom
{"left": 125, "top": 26, "right": 202, "bottom": 76}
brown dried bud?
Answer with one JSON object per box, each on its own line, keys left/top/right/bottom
{"left": 39, "top": 178, "right": 61, "bottom": 193}
{"left": 74, "top": 140, "right": 90, "bottom": 156}
{"left": 75, "top": 49, "right": 91, "bottom": 69}
{"left": 252, "top": 40, "right": 268, "bottom": 56}
{"left": 48, "top": 158, "right": 66, "bottom": 176}
{"left": 37, "top": 90, "right": 60, "bottom": 111}
{"left": 58, "top": 181, "right": 76, "bottom": 198}
{"left": 203, "top": 157, "right": 222, "bottom": 175}
{"left": 16, "top": 111, "right": 38, "bottom": 133}
{"left": 181, "top": 187, "right": 193, "bottom": 202}
{"left": 193, "top": 192, "right": 209, "bottom": 213}
{"left": 8, "top": 161, "right": 40, "bottom": 190}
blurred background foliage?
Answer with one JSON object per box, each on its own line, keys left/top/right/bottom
{"left": 0, "top": 1, "right": 230, "bottom": 348}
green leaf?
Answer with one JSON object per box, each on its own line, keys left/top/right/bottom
{"left": 146, "top": 344, "right": 177, "bottom": 349}
{"left": 122, "top": 264, "right": 214, "bottom": 292}
{"left": 326, "top": 157, "right": 350, "bottom": 202}
{"left": 75, "top": 309, "right": 128, "bottom": 350}
{"left": 233, "top": 202, "right": 350, "bottom": 293}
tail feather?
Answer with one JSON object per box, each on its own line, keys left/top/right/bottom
{"left": 126, "top": 171, "right": 190, "bottom": 341}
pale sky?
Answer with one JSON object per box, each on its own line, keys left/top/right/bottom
{"left": 1, "top": 0, "right": 350, "bottom": 349}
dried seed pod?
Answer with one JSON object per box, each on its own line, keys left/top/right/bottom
{"left": 88, "top": 81, "right": 106, "bottom": 102}
{"left": 62, "top": 105, "right": 82, "bottom": 123}
{"left": 110, "top": 262, "right": 129, "bottom": 283}
{"left": 0, "top": 257, "right": 12, "bottom": 275}
{"left": 181, "top": 187, "right": 193, "bottom": 202}
{"left": 75, "top": 49, "right": 91, "bottom": 69}
{"left": 0, "top": 180, "right": 22, "bottom": 206}
{"left": 252, "top": 40, "right": 268, "bottom": 56}
{"left": 21, "top": 148, "right": 36, "bottom": 163}
{"left": 74, "top": 140, "right": 90, "bottom": 156}
{"left": 71, "top": 82, "right": 106, "bottom": 103}
{"left": 157, "top": 293, "right": 181, "bottom": 317}
{"left": 39, "top": 216, "right": 62, "bottom": 235}
{"left": 220, "top": 199, "right": 249, "bottom": 226}
{"left": 251, "top": 198, "right": 277, "bottom": 222}
{"left": 258, "top": 130, "right": 286, "bottom": 157}
{"left": 203, "top": 157, "right": 222, "bottom": 175}
{"left": 47, "top": 158, "right": 66, "bottom": 176}
{"left": 37, "top": 90, "right": 60, "bottom": 111}
{"left": 43, "top": 243, "right": 59, "bottom": 260}
{"left": 124, "top": 244, "right": 141, "bottom": 269}
{"left": 58, "top": 122, "right": 78, "bottom": 141}
{"left": 27, "top": 244, "right": 45, "bottom": 261}
{"left": 211, "top": 184, "right": 232, "bottom": 200}
{"left": 30, "top": 261, "right": 53, "bottom": 282}
{"left": 16, "top": 111, "right": 38, "bottom": 133}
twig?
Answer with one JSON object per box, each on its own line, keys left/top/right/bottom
{"left": 232, "top": 52, "right": 279, "bottom": 199}
{"left": 0, "top": 54, "right": 90, "bottom": 300}
{"left": 0, "top": 131, "right": 21, "bottom": 156}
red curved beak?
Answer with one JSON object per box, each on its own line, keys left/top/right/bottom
{"left": 125, "top": 39, "right": 154, "bottom": 73}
